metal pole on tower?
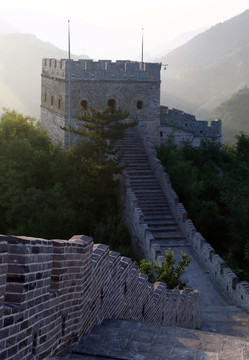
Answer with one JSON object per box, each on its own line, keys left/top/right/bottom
{"left": 141, "top": 27, "right": 144, "bottom": 64}
{"left": 68, "top": 19, "right": 72, "bottom": 148}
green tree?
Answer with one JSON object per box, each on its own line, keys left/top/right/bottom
{"left": 0, "top": 109, "right": 134, "bottom": 256}
{"left": 62, "top": 107, "right": 135, "bottom": 170}
{"left": 62, "top": 107, "right": 137, "bottom": 233}
{"left": 139, "top": 249, "right": 191, "bottom": 289}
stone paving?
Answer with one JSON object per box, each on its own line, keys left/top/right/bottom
{"left": 55, "top": 319, "right": 249, "bottom": 360}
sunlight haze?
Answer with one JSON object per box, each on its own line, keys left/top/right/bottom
{"left": 0, "top": 0, "right": 248, "bottom": 60}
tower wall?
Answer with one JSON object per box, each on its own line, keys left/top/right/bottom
{"left": 40, "top": 59, "right": 161, "bottom": 147}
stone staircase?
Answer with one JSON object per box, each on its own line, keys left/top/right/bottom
{"left": 118, "top": 128, "right": 185, "bottom": 250}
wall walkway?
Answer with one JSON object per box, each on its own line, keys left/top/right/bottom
{"left": 119, "top": 124, "right": 249, "bottom": 336}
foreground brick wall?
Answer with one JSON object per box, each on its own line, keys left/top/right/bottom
{"left": 0, "top": 235, "right": 201, "bottom": 360}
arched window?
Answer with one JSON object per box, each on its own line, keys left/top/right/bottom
{"left": 107, "top": 99, "right": 115, "bottom": 114}
{"left": 51, "top": 96, "right": 53, "bottom": 106}
{"left": 80, "top": 100, "right": 87, "bottom": 110}
{"left": 137, "top": 100, "right": 143, "bottom": 110}
{"left": 44, "top": 93, "right": 47, "bottom": 103}
{"left": 58, "top": 98, "right": 61, "bottom": 109}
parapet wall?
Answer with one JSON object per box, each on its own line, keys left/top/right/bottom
{"left": 160, "top": 106, "right": 222, "bottom": 146}
{"left": 0, "top": 234, "right": 201, "bottom": 360}
{"left": 137, "top": 122, "right": 249, "bottom": 313}
{"left": 42, "top": 59, "right": 161, "bottom": 82}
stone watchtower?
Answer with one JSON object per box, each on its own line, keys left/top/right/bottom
{"left": 40, "top": 59, "right": 161, "bottom": 147}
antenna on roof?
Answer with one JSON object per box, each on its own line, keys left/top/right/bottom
{"left": 68, "top": 19, "right": 72, "bottom": 148}
{"left": 141, "top": 27, "right": 144, "bottom": 63}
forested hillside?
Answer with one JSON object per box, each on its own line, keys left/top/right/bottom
{"left": 157, "top": 134, "right": 249, "bottom": 280}
{"left": 211, "top": 87, "right": 249, "bottom": 142}
{"left": 0, "top": 109, "right": 132, "bottom": 257}
{"left": 160, "top": 10, "right": 249, "bottom": 126}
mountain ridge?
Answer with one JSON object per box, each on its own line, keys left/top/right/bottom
{"left": 159, "top": 9, "right": 249, "bottom": 124}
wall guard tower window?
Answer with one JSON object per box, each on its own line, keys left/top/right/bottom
{"left": 107, "top": 99, "right": 115, "bottom": 114}
{"left": 51, "top": 96, "right": 53, "bottom": 106}
{"left": 58, "top": 99, "right": 61, "bottom": 109}
{"left": 80, "top": 100, "right": 88, "bottom": 110}
{"left": 44, "top": 93, "right": 47, "bottom": 103}
{"left": 137, "top": 100, "right": 143, "bottom": 110}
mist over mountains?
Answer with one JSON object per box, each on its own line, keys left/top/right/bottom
{"left": 160, "top": 9, "right": 249, "bottom": 124}
{"left": 0, "top": 33, "right": 88, "bottom": 118}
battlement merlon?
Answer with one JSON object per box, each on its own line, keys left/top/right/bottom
{"left": 42, "top": 59, "right": 162, "bottom": 82}
{"left": 160, "top": 106, "right": 222, "bottom": 140}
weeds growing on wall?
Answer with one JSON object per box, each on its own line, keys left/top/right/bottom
{"left": 138, "top": 249, "right": 191, "bottom": 289}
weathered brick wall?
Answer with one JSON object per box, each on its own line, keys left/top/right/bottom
{"left": 40, "top": 59, "right": 161, "bottom": 147}
{"left": 137, "top": 122, "right": 249, "bottom": 313}
{"left": 0, "top": 234, "right": 201, "bottom": 360}
{"left": 160, "top": 106, "right": 222, "bottom": 146}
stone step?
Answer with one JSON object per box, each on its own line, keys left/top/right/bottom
{"left": 149, "top": 225, "right": 178, "bottom": 232}
{"left": 138, "top": 203, "right": 170, "bottom": 209}
{"left": 140, "top": 210, "right": 172, "bottom": 216}
{"left": 127, "top": 171, "right": 154, "bottom": 176}
{"left": 153, "top": 232, "right": 184, "bottom": 240}
{"left": 131, "top": 179, "right": 159, "bottom": 183}
{"left": 137, "top": 199, "right": 168, "bottom": 203}
{"left": 137, "top": 203, "right": 169, "bottom": 208}
{"left": 129, "top": 176, "right": 157, "bottom": 180}
{"left": 132, "top": 189, "right": 164, "bottom": 194}
{"left": 145, "top": 219, "right": 176, "bottom": 226}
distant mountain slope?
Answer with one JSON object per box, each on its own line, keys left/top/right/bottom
{"left": 0, "top": 33, "right": 89, "bottom": 118}
{"left": 211, "top": 87, "right": 249, "bottom": 142}
{"left": 160, "top": 10, "right": 249, "bottom": 120}
{"left": 146, "top": 26, "right": 210, "bottom": 60}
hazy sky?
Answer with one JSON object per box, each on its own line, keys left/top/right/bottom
{"left": 0, "top": 0, "right": 248, "bottom": 60}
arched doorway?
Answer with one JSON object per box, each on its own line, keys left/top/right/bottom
{"left": 107, "top": 99, "right": 115, "bottom": 114}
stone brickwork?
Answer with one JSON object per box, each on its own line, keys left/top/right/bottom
{"left": 0, "top": 234, "right": 201, "bottom": 360}
{"left": 160, "top": 106, "right": 222, "bottom": 146}
{"left": 136, "top": 122, "right": 249, "bottom": 313}
{"left": 40, "top": 59, "right": 161, "bottom": 147}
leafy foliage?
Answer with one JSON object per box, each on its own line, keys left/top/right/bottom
{"left": 0, "top": 109, "right": 134, "bottom": 257}
{"left": 139, "top": 249, "right": 191, "bottom": 289}
{"left": 157, "top": 135, "right": 249, "bottom": 280}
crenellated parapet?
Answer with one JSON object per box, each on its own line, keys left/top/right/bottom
{"left": 0, "top": 234, "right": 201, "bottom": 360}
{"left": 137, "top": 122, "right": 249, "bottom": 313}
{"left": 160, "top": 106, "right": 222, "bottom": 146}
{"left": 42, "top": 59, "right": 161, "bottom": 82}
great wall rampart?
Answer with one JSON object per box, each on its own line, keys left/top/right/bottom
{"left": 0, "top": 58, "right": 235, "bottom": 359}
{"left": 0, "top": 234, "right": 201, "bottom": 360}
{"left": 124, "top": 123, "right": 249, "bottom": 312}
{"left": 160, "top": 106, "right": 222, "bottom": 147}
{"left": 40, "top": 59, "right": 221, "bottom": 150}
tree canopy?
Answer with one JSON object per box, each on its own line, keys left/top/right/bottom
{"left": 157, "top": 135, "right": 249, "bottom": 280}
{"left": 0, "top": 109, "right": 134, "bottom": 257}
